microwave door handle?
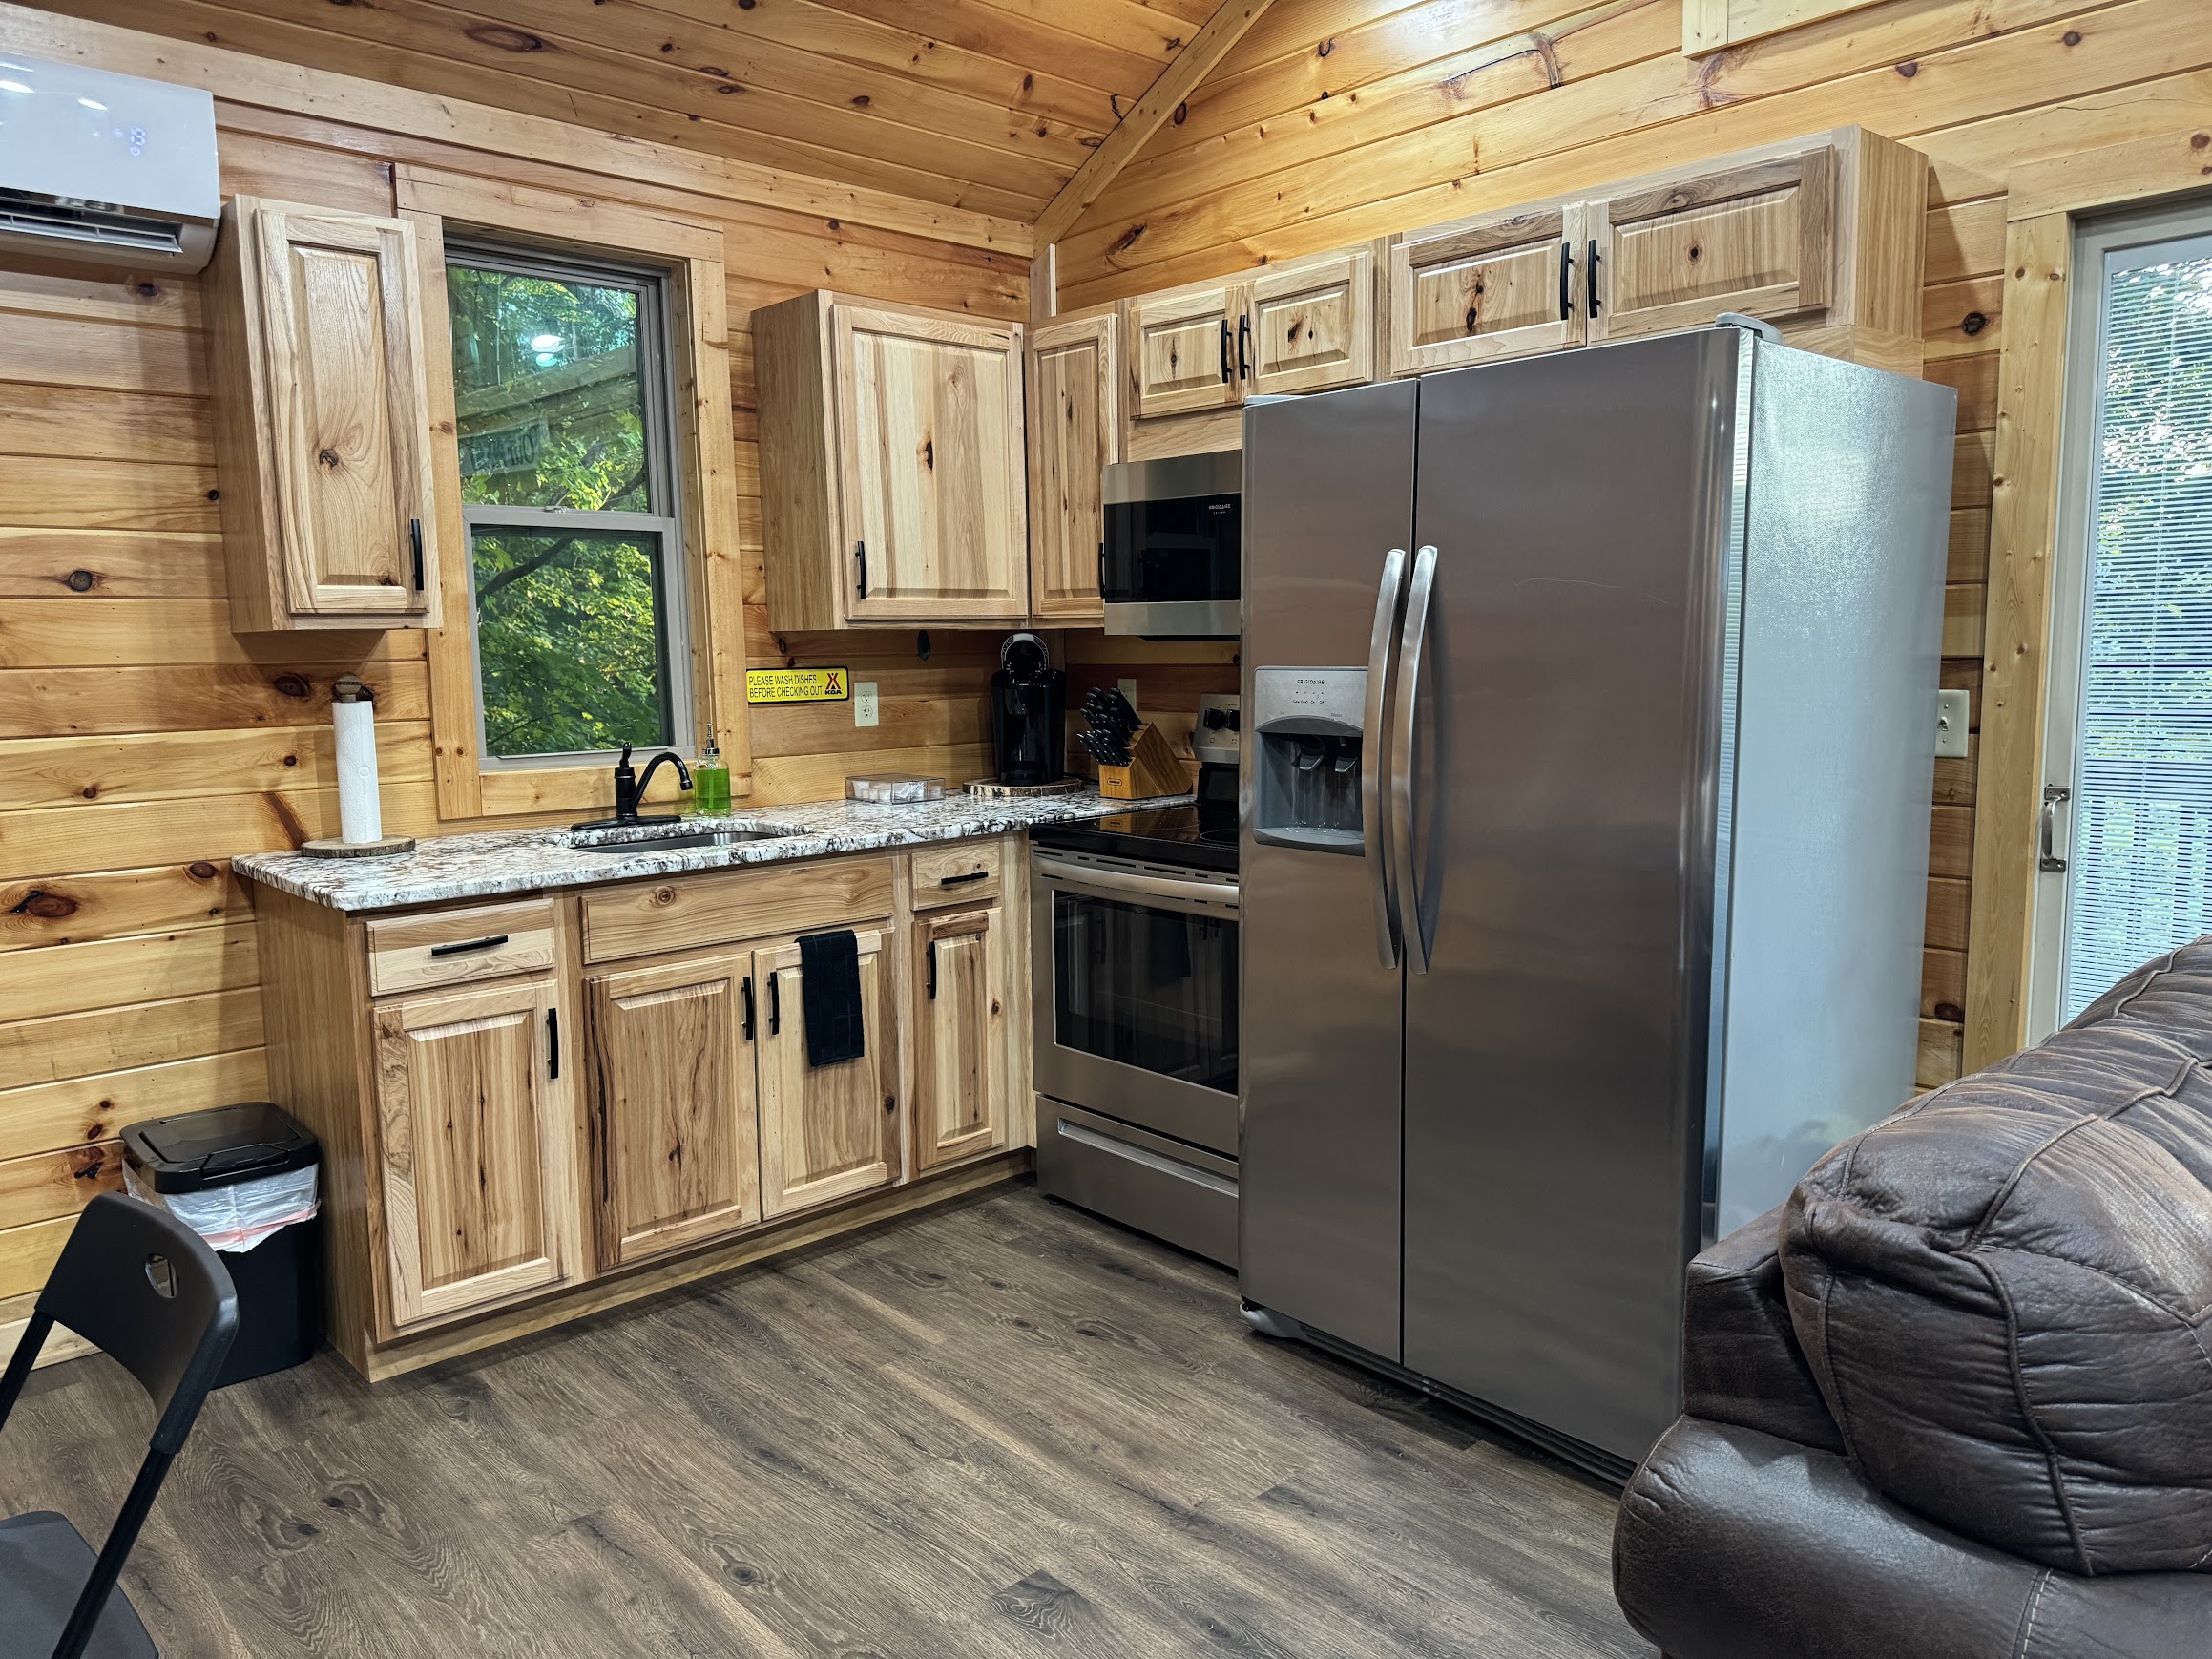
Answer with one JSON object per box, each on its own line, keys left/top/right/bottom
{"left": 1364, "top": 546, "right": 1409, "bottom": 968}
{"left": 1390, "top": 544, "right": 1438, "bottom": 974}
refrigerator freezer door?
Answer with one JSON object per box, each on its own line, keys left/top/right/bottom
{"left": 1239, "top": 379, "right": 1417, "bottom": 1362}
{"left": 1402, "top": 332, "right": 1743, "bottom": 1463}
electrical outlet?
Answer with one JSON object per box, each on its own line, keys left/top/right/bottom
{"left": 1117, "top": 677, "right": 1139, "bottom": 709}
{"left": 1934, "top": 689, "right": 1970, "bottom": 760}
{"left": 854, "top": 682, "right": 879, "bottom": 728}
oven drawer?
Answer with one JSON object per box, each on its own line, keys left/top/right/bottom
{"left": 1036, "top": 1100, "right": 1238, "bottom": 1268}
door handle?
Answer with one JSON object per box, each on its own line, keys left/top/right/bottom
{"left": 927, "top": 938, "right": 938, "bottom": 999}
{"left": 1586, "top": 239, "right": 1601, "bottom": 319}
{"left": 2041, "top": 785, "right": 2072, "bottom": 872}
{"left": 1558, "top": 242, "right": 1575, "bottom": 321}
{"left": 546, "top": 1008, "right": 560, "bottom": 1081}
{"left": 855, "top": 540, "right": 868, "bottom": 599}
{"left": 1391, "top": 545, "right": 1439, "bottom": 974}
{"left": 408, "top": 518, "right": 425, "bottom": 591}
{"left": 938, "top": 869, "right": 990, "bottom": 888}
{"left": 768, "top": 971, "right": 782, "bottom": 1036}
{"left": 1219, "top": 319, "right": 1232, "bottom": 383}
{"left": 741, "top": 974, "right": 756, "bottom": 1041}
{"left": 428, "top": 933, "right": 507, "bottom": 958}
{"left": 1364, "top": 546, "right": 1409, "bottom": 969}
{"left": 1237, "top": 313, "right": 1252, "bottom": 381}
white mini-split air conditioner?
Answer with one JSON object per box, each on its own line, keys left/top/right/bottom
{"left": 0, "top": 53, "right": 219, "bottom": 271}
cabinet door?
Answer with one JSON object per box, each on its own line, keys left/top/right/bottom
{"left": 1127, "top": 284, "right": 1241, "bottom": 420}
{"left": 755, "top": 930, "right": 897, "bottom": 1217}
{"left": 1247, "top": 248, "right": 1377, "bottom": 396}
{"left": 369, "top": 977, "right": 580, "bottom": 1331}
{"left": 1388, "top": 206, "right": 1583, "bottom": 375}
{"left": 912, "top": 906, "right": 1010, "bottom": 1171}
{"left": 253, "top": 204, "right": 435, "bottom": 620}
{"left": 832, "top": 304, "right": 1027, "bottom": 623}
{"left": 1585, "top": 147, "right": 1835, "bottom": 344}
{"left": 585, "top": 952, "right": 760, "bottom": 1269}
{"left": 1025, "top": 311, "right": 1118, "bottom": 624}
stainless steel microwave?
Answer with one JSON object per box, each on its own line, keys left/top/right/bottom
{"left": 1100, "top": 450, "right": 1240, "bottom": 638}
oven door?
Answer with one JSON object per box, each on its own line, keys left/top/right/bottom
{"left": 1031, "top": 850, "right": 1240, "bottom": 1155}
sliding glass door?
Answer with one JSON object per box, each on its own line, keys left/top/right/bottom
{"left": 2031, "top": 203, "right": 2212, "bottom": 1035}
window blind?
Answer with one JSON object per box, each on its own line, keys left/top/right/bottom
{"left": 2062, "top": 244, "right": 2212, "bottom": 1019}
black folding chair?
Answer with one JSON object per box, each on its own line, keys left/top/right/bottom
{"left": 0, "top": 1192, "right": 239, "bottom": 1659}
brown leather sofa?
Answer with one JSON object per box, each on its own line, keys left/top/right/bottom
{"left": 1614, "top": 942, "right": 2212, "bottom": 1658}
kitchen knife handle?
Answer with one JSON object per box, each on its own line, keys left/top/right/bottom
{"left": 1365, "top": 547, "right": 1409, "bottom": 970}
{"left": 1391, "top": 545, "right": 1439, "bottom": 975}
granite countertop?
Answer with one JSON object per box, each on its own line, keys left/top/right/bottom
{"left": 232, "top": 788, "right": 1194, "bottom": 912}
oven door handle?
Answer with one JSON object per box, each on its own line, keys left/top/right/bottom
{"left": 1032, "top": 854, "right": 1239, "bottom": 913}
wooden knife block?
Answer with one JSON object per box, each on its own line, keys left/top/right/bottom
{"left": 1098, "top": 722, "right": 1189, "bottom": 801}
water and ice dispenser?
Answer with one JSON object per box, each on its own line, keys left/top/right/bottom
{"left": 1252, "top": 666, "right": 1367, "bottom": 852}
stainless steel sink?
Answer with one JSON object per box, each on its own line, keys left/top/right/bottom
{"left": 569, "top": 824, "right": 804, "bottom": 854}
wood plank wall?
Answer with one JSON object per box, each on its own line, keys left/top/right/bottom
{"left": 0, "top": 98, "right": 1029, "bottom": 1320}
{"left": 1058, "top": 0, "right": 2212, "bottom": 1089}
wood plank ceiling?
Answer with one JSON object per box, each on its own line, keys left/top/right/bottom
{"left": 32, "top": 0, "right": 1237, "bottom": 221}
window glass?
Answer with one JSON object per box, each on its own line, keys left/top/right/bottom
{"left": 448, "top": 265, "right": 649, "bottom": 512}
{"left": 445, "top": 246, "right": 688, "bottom": 766}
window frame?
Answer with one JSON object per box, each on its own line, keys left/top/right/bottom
{"left": 444, "top": 240, "right": 695, "bottom": 771}
{"left": 396, "top": 164, "right": 753, "bottom": 824}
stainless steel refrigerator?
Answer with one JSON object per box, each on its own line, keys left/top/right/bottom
{"left": 1238, "top": 326, "right": 1957, "bottom": 1473}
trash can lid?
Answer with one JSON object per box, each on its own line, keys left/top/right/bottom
{"left": 120, "top": 1102, "right": 319, "bottom": 1194}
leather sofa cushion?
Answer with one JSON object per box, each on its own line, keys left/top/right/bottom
{"left": 1680, "top": 1205, "right": 1845, "bottom": 1454}
{"left": 1779, "top": 941, "right": 2212, "bottom": 1575}
{"left": 1614, "top": 1417, "right": 2212, "bottom": 1659}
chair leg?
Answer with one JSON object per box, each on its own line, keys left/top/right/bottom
{"left": 52, "top": 1447, "right": 171, "bottom": 1659}
{"left": 0, "top": 1310, "right": 53, "bottom": 1435}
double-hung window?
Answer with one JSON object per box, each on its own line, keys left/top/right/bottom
{"left": 445, "top": 242, "right": 691, "bottom": 766}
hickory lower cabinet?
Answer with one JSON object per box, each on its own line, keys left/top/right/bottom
{"left": 251, "top": 837, "right": 1032, "bottom": 1381}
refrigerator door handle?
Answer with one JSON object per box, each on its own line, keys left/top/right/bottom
{"left": 1364, "top": 546, "right": 1409, "bottom": 967}
{"left": 1391, "top": 544, "right": 1439, "bottom": 974}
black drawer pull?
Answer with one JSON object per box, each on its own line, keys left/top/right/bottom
{"left": 927, "top": 938, "right": 938, "bottom": 999}
{"left": 1558, "top": 242, "right": 1575, "bottom": 320}
{"left": 768, "top": 971, "right": 782, "bottom": 1037}
{"left": 741, "top": 974, "right": 756, "bottom": 1041}
{"left": 409, "top": 518, "right": 425, "bottom": 591}
{"left": 428, "top": 933, "right": 508, "bottom": 958}
{"left": 938, "top": 869, "right": 990, "bottom": 888}
{"left": 546, "top": 1008, "right": 560, "bottom": 1080}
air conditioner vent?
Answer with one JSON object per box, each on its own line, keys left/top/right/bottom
{"left": 0, "top": 189, "right": 188, "bottom": 256}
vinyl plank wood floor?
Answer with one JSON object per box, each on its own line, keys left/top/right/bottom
{"left": 0, "top": 1181, "right": 1656, "bottom": 1658}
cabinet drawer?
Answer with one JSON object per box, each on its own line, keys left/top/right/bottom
{"left": 582, "top": 855, "right": 894, "bottom": 964}
{"left": 366, "top": 899, "right": 557, "bottom": 997}
{"left": 910, "top": 841, "right": 1002, "bottom": 909}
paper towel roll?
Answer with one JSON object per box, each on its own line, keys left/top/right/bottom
{"left": 333, "top": 676, "right": 383, "bottom": 845}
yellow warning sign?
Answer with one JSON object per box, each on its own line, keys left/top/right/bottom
{"left": 746, "top": 667, "right": 850, "bottom": 704}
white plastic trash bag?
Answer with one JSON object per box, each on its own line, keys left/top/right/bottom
{"left": 123, "top": 1160, "right": 319, "bottom": 1252}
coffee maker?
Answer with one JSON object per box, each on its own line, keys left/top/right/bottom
{"left": 990, "top": 631, "right": 1066, "bottom": 787}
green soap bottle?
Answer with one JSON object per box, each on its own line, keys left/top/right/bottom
{"left": 693, "top": 726, "right": 732, "bottom": 815}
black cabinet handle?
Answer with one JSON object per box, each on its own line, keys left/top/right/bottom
{"left": 408, "top": 518, "right": 425, "bottom": 591}
{"left": 1219, "top": 318, "right": 1232, "bottom": 383}
{"left": 927, "top": 939, "right": 938, "bottom": 999}
{"left": 855, "top": 540, "right": 868, "bottom": 599}
{"left": 1096, "top": 539, "right": 1107, "bottom": 598}
{"left": 1587, "top": 239, "right": 1602, "bottom": 318}
{"left": 1237, "top": 313, "right": 1252, "bottom": 380}
{"left": 1558, "top": 242, "right": 1575, "bottom": 321}
{"left": 938, "top": 869, "right": 990, "bottom": 888}
{"left": 741, "top": 974, "right": 756, "bottom": 1042}
{"left": 768, "top": 971, "right": 782, "bottom": 1037}
{"left": 428, "top": 933, "right": 507, "bottom": 958}
{"left": 546, "top": 1008, "right": 560, "bottom": 1081}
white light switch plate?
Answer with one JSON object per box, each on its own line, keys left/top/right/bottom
{"left": 854, "top": 682, "right": 879, "bottom": 728}
{"left": 1117, "top": 677, "right": 1139, "bottom": 708}
{"left": 1935, "top": 688, "right": 1970, "bottom": 760}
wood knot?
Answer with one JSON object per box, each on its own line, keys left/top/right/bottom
{"left": 653, "top": 886, "right": 677, "bottom": 906}
{"left": 1962, "top": 311, "right": 1988, "bottom": 336}
{"left": 317, "top": 448, "right": 341, "bottom": 470}
{"left": 273, "top": 673, "right": 311, "bottom": 699}
{"left": 12, "top": 889, "right": 78, "bottom": 920}
{"left": 2193, "top": 133, "right": 2211, "bottom": 151}
{"left": 66, "top": 569, "right": 95, "bottom": 592}
{"left": 1896, "top": 59, "right": 1918, "bottom": 77}
{"left": 188, "top": 861, "right": 220, "bottom": 880}
{"left": 2061, "top": 30, "right": 2081, "bottom": 45}
{"left": 465, "top": 23, "right": 543, "bottom": 51}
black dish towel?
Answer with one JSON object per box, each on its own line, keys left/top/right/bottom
{"left": 798, "top": 930, "right": 866, "bottom": 1068}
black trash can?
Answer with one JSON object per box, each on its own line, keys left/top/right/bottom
{"left": 121, "top": 1102, "right": 323, "bottom": 1387}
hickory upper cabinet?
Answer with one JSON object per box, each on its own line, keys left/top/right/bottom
{"left": 1025, "top": 306, "right": 1119, "bottom": 625}
{"left": 1387, "top": 128, "right": 1927, "bottom": 378}
{"left": 1125, "top": 244, "right": 1379, "bottom": 423}
{"left": 756, "top": 290, "right": 1028, "bottom": 630}
{"left": 207, "top": 197, "right": 441, "bottom": 633}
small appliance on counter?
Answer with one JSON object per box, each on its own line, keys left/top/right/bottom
{"left": 989, "top": 631, "right": 1066, "bottom": 787}
{"left": 1077, "top": 686, "right": 1186, "bottom": 801}
{"left": 1101, "top": 451, "right": 1241, "bottom": 639}
{"left": 1033, "top": 692, "right": 1241, "bottom": 1266}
